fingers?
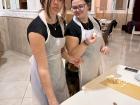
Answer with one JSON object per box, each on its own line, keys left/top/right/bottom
{"left": 101, "top": 46, "right": 110, "bottom": 55}
{"left": 70, "top": 57, "right": 84, "bottom": 68}
{"left": 85, "top": 36, "right": 96, "bottom": 44}
{"left": 91, "top": 36, "right": 96, "bottom": 40}
{"left": 68, "top": 57, "right": 81, "bottom": 65}
{"left": 93, "top": 32, "right": 97, "bottom": 37}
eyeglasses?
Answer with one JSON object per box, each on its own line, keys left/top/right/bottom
{"left": 71, "top": 4, "right": 86, "bottom": 12}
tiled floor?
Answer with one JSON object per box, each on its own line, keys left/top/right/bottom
{"left": 0, "top": 30, "right": 140, "bottom": 105}
{"left": 105, "top": 30, "right": 140, "bottom": 69}
{"left": 0, "top": 51, "right": 31, "bottom": 105}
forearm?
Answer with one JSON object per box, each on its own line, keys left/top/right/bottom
{"left": 65, "top": 36, "right": 89, "bottom": 59}
{"left": 102, "top": 33, "right": 109, "bottom": 46}
{"left": 70, "top": 42, "right": 88, "bottom": 58}
{"left": 29, "top": 33, "right": 58, "bottom": 105}
{"left": 38, "top": 68, "right": 57, "bottom": 103}
{"left": 61, "top": 48, "right": 71, "bottom": 61}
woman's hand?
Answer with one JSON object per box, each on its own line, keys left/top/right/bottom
{"left": 100, "top": 46, "right": 110, "bottom": 55}
{"left": 84, "top": 35, "right": 96, "bottom": 45}
{"left": 68, "top": 56, "right": 83, "bottom": 68}
{"left": 61, "top": 47, "right": 82, "bottom": 67}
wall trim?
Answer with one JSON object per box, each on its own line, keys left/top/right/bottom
{"left": 0, "top": 10, "right": 38, "bottom": 19}
{"left": 0, "top": 9, "right": 133, "bottom": 19}
{"left": 97, "top": 10, "right": 133, "bottom": 14}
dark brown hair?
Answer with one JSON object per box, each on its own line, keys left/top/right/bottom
{"left": 71, "top": 0, "right": 91, "bottom": 10}
{"left": 72, "top": 0, "right": 91, "bottom": 3}
{"left": 40, "top": 0, "right": 66, "bottom": 18}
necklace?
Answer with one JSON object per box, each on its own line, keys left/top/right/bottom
{"left": 48, "top": 21, "right": 58, "bottom": 31}
{"left": 52, "top": 24, "right": 57, "bottom": 31}
{"left": 81, "top": 20, "right": 90, "bottom": 30}
{"left": 46, "top": 15, "right": 58, "bottom": 31}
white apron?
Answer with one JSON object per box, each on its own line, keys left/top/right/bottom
{"left": 30, "top": 11, "right": 69, "bottom": 105}
{"left": 73, "top": 15, "right": 104, "bottom": 87}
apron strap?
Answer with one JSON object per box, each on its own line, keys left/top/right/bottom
{"left": 39, "top": 10, "right": 65, "bottom": 43}
{"left": 39, "top": 10, "right": 50, "bottom": 43}
{"left": 88, "top": 14, "right": 102, "bottom": 37}
{"left": 73, "top": 16, "right": 86, "bottom": 42}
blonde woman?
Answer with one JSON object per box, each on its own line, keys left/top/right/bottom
{"left": 27, "top": 0, "right": 78, "bottom": 105}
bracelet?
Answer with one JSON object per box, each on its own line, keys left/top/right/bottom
{"left": 83, "top": 40, "right": 89, "bottom": 46}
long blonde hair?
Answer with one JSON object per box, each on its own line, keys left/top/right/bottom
{"left": 40, "top": 0, "right": 66, "bottom": 18}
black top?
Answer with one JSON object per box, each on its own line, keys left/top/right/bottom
{"left": 65, "top": 18, "right": 94, "bottom": 43}
{"left": 27, "top": 16, "right": 64, "bottom": 42}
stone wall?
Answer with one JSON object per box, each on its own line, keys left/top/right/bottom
{"left": 0, "top": 16, "right": 33, "bottom": 56}
{"left": 0, "top": 17, "right": 9, "bottom": 52}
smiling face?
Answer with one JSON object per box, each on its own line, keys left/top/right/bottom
{"left": 72, "top": 0, "right": 89, "bottom": 19}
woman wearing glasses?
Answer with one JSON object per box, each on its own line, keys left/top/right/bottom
{"left": 27, "top": 0, "right": 80, "bottom": 105}
{"left": 65, "top": 0, "right": 109, "bottom": 95}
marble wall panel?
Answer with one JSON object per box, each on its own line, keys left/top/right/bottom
{"left": 0, "top": 17, "right": 9, "bottom": 52}
{"left": 7, "top": 17, "right": 32, "bottom": 56}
